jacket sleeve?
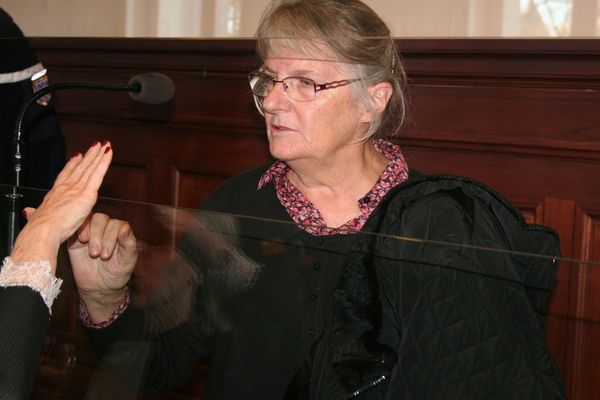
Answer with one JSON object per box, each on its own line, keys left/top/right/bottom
{"left": 0, "top": 287, "right": 49, "bottom": 399}
{"left": 377, "top": 188, "right": 565, "bottom": 400}
{"left": 86, "top": 303, "right": 211, "bottom": 394}
{"left": 86, "top": 212, "right": 245, "bottom": 394}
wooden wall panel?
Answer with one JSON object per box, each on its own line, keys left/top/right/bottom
{"left": 567, "top": 205, "right": 600, "bottom": 400}
{"left": 541, "top": 198, "right": 577, "bottom": 379}
{"left": 174, "top": 170, "right": 230, "bottom": 209}
{"left": 27, "top": 38, "right": 600, "bottom": 399}
{"left": 103, "top": 163, "right": 149, "bottom": 202}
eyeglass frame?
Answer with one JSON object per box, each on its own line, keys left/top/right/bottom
{"left": 248, "top": 71, "right": 361, "bottom": 112}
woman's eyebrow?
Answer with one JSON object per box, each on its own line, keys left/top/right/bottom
{"left": 261, "top": 64, "right": 317, "bottom": 78}
{"left": 290, "top": 69, "right": 315, "bottom": 77}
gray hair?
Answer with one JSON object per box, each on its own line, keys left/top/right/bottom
{"left": 255, "top": 0, "right": 406, "bottom": 139}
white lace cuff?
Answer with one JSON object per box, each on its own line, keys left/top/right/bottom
{"left": 0, "top": 257, "right": 63, "bottom": 314}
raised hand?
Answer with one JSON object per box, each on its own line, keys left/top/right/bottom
{"left": 12, "top": 141, "right": 114, "bottom": 270}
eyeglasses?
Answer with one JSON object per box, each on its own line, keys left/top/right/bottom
{"left": 248, "top": 71, "right": 360, "bottom": 111}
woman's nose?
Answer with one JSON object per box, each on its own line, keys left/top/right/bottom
{"left": 261, "top": 82, "right": 291, "bottom": 113}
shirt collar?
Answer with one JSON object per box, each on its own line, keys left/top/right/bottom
{"left": 257, "top": 139, "right": 406, "bottom": 191}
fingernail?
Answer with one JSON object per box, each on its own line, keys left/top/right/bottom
{"left": 104, "top": 146, "right": 112, "bottom": 154}
{"left": 101, "top": 139, "right": 109, "bottom": 146}
{"left": 90, "top": 140, "right": 100, "bottom": 148}
{"left": 21, "top": 209, "right": 27, "bottom": 219}
{"left": 90, "top": 244, "right": 101, "bottom": 257}
{"left": 70, "top": 151, "right": 82, "bottom": 159}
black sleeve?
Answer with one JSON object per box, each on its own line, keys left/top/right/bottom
{"left": 0, "top": 286, "right": 49, "bottom": 399}
{"left": 375, "top": 189, "right": 473, "bottom": 348}
{"left": 379, "top": 189, "right": 565, "bottom": 400}
{"left": 85, "top": 208, "right": 246, "bottom": 394}
{"left": 85, "top": 252, "right": 216, "bottom": 395}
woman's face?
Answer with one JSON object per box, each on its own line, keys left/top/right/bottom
{"left": 260, "top": 49, "right": 369, "bottom": 166}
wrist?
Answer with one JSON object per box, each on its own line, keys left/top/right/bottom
{"left": 11, "top": 223, "right": 61, "bottom": 271}
{"left": 79, "top": 286, "right": 128, "bottom": 323}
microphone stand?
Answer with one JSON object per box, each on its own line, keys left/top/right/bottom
{"left": 3, "top": 81, "right": 142, "bottom": 256}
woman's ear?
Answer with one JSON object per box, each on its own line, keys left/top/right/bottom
{"left": 369, "top": 82, "right": 393, "bottom": 114}
{"left": 360, "top": 82, "right": 393, "bottom": 124}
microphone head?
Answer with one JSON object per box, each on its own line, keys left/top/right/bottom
{"left": 128, "top": 72, "right": 175, "bottom": 104}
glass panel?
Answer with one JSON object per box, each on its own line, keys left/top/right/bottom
{"left": 2, "top": 0, "right": 600, "bottom": 38}
{"left": 0, "top": 2, "right": 598, "bottom": 393}
{"left": 1, "top": 184, "right": 597, "bottom": 398}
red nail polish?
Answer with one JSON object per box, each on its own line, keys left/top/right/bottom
{"left": 104, "top": 146, "right": 112, "bottom": 154}
{"left": 101, "top": 139, "right": 109, "bottom": 146}
{"left": 21, "top": 209, "right": 28, "bottom": 219}
{"left": 90, "top": 140, "right": 100, "bottom": 148}
{"left": 70, "top": 151, "right": 82, "bottom": 159}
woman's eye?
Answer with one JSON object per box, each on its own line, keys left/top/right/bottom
{"left": 261, "top": 75, "right": 276, "bottom": 87}
{"left": 298, "top": 78, "right": 314, "bottom": 87}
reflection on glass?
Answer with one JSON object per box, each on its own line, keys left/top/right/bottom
{"left": 521, "top": 0, "right": 573, "bottom": 36}
{"left": 0, "top": 184, "right": 597, "bottom": 398}
{"left": 224, "top": 0, "right": 241, "bottom": 36}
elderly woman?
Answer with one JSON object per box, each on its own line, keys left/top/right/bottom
{"left": 72, "top": 1, "right": 565, "bottom": 399}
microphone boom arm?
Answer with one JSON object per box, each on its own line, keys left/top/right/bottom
{"left": 5, "top": 80, "right": 141, "bottom": 256}
{"left": 13, "top": 80, "right": 141, "bottom": 183}
{"left": 3, "top": 72, "right": 173, "bottom": 256}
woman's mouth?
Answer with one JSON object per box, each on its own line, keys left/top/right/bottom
{"left": 270, "top": 124, "right": 293, "bottom": 134}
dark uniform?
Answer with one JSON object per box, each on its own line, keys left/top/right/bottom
{"left": 0, "top": 8, "right": 65, "bottom": 259}
{"left": 0, "top": 7, "right": 65, "bottom": 189}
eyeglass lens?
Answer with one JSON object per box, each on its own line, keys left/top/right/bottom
{"left": 250, "top": 74, "right": 316, "bottom": 102}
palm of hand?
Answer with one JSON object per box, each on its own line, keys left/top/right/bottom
{"left": 68, "top": 236, "right": 136, "bottom": 294}
{"left": 68, "top": 231, "right": 137, "bottom": 292}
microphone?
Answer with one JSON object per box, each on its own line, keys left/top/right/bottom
{"left": 128, "top": 72, "right": 175, "bottom": 104}
{"left": 3, "top": 72, "right": 175, "bottom": 255}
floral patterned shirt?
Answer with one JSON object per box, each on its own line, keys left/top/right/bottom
{"left": 258, "top": 139, "right": 409, "bottom": 236}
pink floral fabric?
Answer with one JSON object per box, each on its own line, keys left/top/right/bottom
{"left": 79, "top": 288, "right": 130, "bottom": 329}
{"left": 258, "top": 139, "right": 409, "bottom": 236}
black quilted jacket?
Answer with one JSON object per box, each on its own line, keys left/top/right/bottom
{"left": 323, "top": 175, "right": 566, "bottom": 399}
